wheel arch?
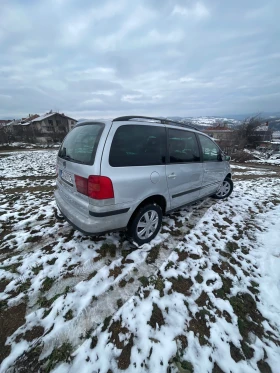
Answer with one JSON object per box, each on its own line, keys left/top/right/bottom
{"left": 128, "top": 194, "right": 167, "bottom": 227}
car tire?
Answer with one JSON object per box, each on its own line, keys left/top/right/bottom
{"left": 127, "top": 204, "right": 162, "bottom": 246}
{"left": 212, "top": 177, "right": 233, "bottom": 199}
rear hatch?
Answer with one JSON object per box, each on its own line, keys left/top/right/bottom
{"left": 56, "top": 122, "right": 105, "bottom": 215}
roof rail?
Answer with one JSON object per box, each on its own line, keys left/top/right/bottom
{"left": 113, "top": 115, "right": 200, "bottom": 131}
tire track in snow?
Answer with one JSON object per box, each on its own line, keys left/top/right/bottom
{"left": 39, "top": 198, "right": 216, "bottom": 356}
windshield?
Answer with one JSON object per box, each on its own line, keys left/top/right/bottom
{"left": 58, "top": 123, "right": 104, "bottom": 165}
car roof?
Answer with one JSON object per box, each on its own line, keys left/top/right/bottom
{"left": 112, "top": 119, "right": 212, "bottom": 138}
{"left": 75, "top": 117, "right": 215, "bottom": 141}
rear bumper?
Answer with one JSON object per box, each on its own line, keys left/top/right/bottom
{"left": 54, "top": 189, "right": 130, "bottom": 235}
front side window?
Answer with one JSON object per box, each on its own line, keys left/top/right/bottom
{"left": 58, "top": 123, "right": 104, "bottom": 165}
{"left": 109, "top": 125, "right": 166, "bottom": 167}
{"left": 168, "top": 129, "right": 200, "bottom": 163}
{"left": 198, "top": 134, "right": 220, "bottom": 161}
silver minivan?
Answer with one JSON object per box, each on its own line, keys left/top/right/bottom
{"left": 55, "top": 116, "right": 233, "bottom": 245}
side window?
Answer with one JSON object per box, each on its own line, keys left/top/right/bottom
{"left": 198, "top": 134, "right": 220, "bottom": 161}
{"left": 168, "top": 129, "right": 200, "bottom": 163}
{"left": 109, "top": 125, "right": 166, "bottom": 167}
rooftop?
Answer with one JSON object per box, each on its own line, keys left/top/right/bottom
{"left": 5, "top": 112, "right": 78, "bottom": 126}
{"left": 32, "top": 112, "right": 57, "bottom": 122}
{"left": 255, "top": 125, "right": 270, "bottom": 132}
{"left": 32, "top": 112, "right": 77, "bottom": 122}
{"left": 204, "top": 126, "right": 234, "bottom": 132}
{"left": 21, "top": 114, "right": 40, "bottom": 123}
{"left": 0, "top": 119, "right": 12, "bottom": 125}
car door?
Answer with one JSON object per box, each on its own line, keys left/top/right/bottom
{"left": 197, "top": 134, "right": 226, "bottom": 197}
{"left": 101, "top": 123, "right": 169, "bottom": 207}
{"left": 166, "top": 128, "right": 204, "bottom": 209}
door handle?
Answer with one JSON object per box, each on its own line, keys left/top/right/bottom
{"left": 168, "top": 173, "right": 176, "bottom": 179}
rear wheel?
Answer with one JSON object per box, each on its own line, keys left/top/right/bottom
{"left": 213, "top": 177, "right": 233, "bottom": 199}
{"left": 127, "top": 204, "right": 162, "bottom": 245}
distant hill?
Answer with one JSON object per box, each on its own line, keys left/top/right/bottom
{"left": 76, "top": 114, "right": 280, "bottom": 131}
{"left": 167, "top": 116, "right": 240, "bottom": 129}
{"left": 265, "top": 117, "right": 280, "bottom": 131}
{"left": 168, "top": 114, "right": 280, "bottom": 131}
{"left": 222, "top": 112, "right": 280, "bottom": 119}
{"left": 223, "top": 112, "right": 280, "bottom": 130}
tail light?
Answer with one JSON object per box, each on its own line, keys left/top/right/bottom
{"left": 88, "top": 176, "right": 114, "bottom": 199}
{"left": 74, "top": 175, "right": 88, "bottom": 195}
{"left": 74, "top": 175, "right": 114, "bottom": 200}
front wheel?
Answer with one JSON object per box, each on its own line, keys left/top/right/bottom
{"left": 212, "top": 177, "right": 233, "bottom": 199}
{"left": 127, "top": 204, "right": 162, "bottom": 246}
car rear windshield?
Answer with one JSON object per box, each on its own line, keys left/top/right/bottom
{"left": 58, "top": 123, "right": 104, "bottom": 165}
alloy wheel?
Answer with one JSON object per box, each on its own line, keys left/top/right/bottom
{"left": 216, "top": 180, "right": 231, "bottom": 197}
{"left": 136, "top": 210, "right": 159, "bottom": 240}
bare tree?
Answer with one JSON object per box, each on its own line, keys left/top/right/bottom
{"left": 235, "top": 115, "right": 266, "bottom": 149}
{"left": 0, "top": 125, "right": 14, "bottom": 145}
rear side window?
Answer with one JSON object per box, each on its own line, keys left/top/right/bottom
{"left": 168, "top": 129, "right": 200, "bottom": 163}
{"left": 58, "top": 123, "right": 104, "bottom": 165}
{"left": 109, "top": 125, "right": 166, "bottom": 167}
{"left": 198, "top": 134, "right": 220, "bottom": 161}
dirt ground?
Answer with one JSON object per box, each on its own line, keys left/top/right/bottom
{"left": 0, "top": 152, "right": 280, "bottom": 372}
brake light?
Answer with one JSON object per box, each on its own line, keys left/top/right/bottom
{"left": 74, "top": 175, "right": 114, "bottom": 200}
{"left": 75, "top": 175, "right": 88, "bottom": 195}
{"left": 88, "top": 175, "right": 114, "bottom": 199}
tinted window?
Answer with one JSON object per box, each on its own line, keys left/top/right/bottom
{"left": 109, "top": 125, "right": 166, "bottom": 167}
{"left": 198, "top": 134, "right": 220, "bottom": 161}
{"left": 168, "top": 129, "right": 200, "bottom": 163}
{"left": 58, "top": 123, "right": 104, "bottom": 165}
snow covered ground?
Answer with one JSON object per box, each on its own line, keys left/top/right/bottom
{"left": 0, "top": 143, "right": 60, "bottom": 149}
{"left": 168, "top": 116, "right": 240, "bottom": 127}
{"left": 247, "top": 158, "right": 280, "bottom": 166}
{"left": 189, "top": 116, "right": 239, "bottom": 127}
{"left": 0, "top": 151, "right": 280, "bottom": 373}
{"left": 243, "top": 149, "right": 280, "bottom": 166}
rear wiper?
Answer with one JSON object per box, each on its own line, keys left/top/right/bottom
{"left": 64, "top": 155, "right": 74, "bottom": 161}
{"left": 63, "top": 155, "right": 88, "bottom": 164}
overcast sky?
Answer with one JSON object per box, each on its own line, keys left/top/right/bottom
{"left": 0, "top": 0, "right": 279, "bottom": 119}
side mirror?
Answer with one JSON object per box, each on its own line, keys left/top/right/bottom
{"left": 217, "top": 152, "right": 223, "bottom": 161}
{"left": 225, "top": 155, "right": 231, "bottom": 161}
